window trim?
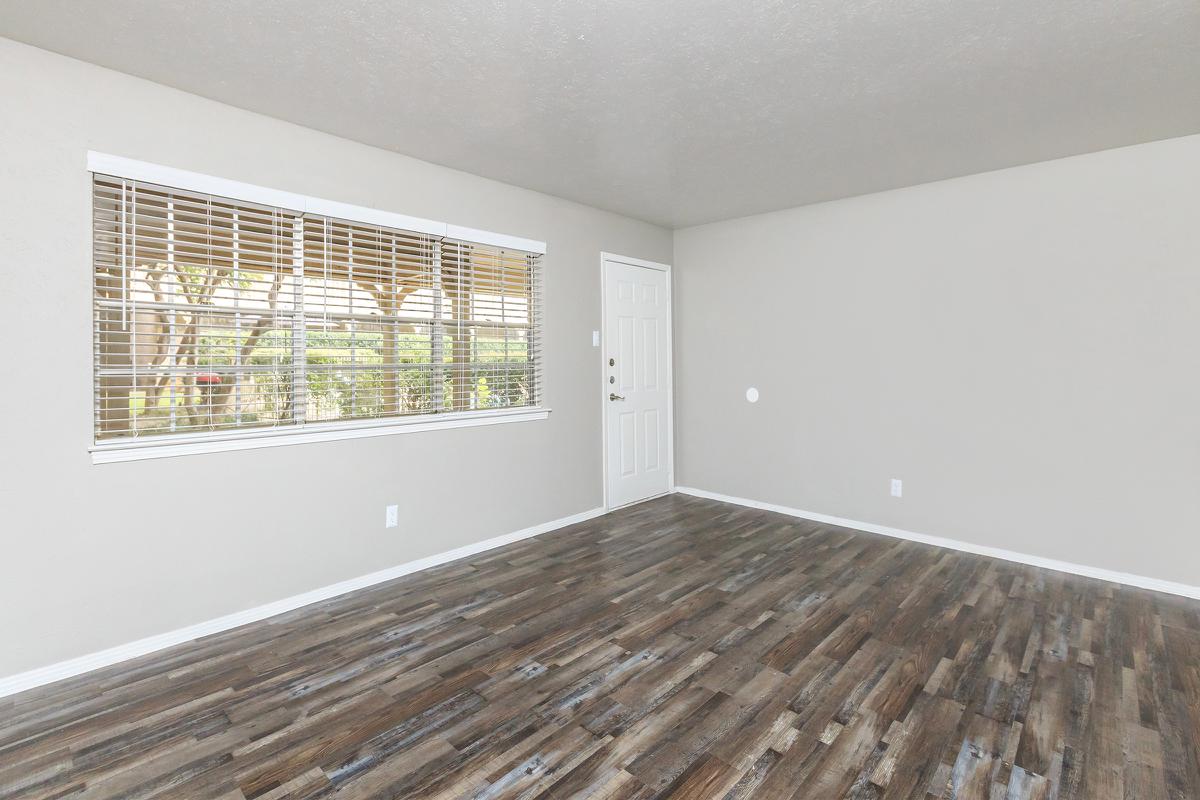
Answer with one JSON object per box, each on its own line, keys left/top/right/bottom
{"left": 91, "top": 407, "right": 550, "bottom": 463}
{"left": 86, "top": 152, "right": 547, "bottom": 254}
{"left": 87, "top": 153, "right": 549, "bottom": 464}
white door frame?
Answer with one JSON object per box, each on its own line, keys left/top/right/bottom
{"left": 600, "top": 251, "right": 675, "bottom": 510}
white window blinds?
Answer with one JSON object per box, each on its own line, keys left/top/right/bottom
{"left": 93, "top": 174, "right": 543, "bottom": 443}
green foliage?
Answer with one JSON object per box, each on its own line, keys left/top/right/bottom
{"left": 128, "top": 323, "right": 531, "bottom": 434}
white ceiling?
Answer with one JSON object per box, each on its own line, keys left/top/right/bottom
{"left": 2, "top": 1, "right": 1198, "bottom": 228}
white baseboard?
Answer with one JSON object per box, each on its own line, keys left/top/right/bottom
{"left": 675, "top": 486, "right": 1200, "bottom": 601}
{"left": 0, "top": 506, "right": 606, "bottom": 700}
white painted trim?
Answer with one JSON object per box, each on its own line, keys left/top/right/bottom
{"left": 446, "top": 224, "right": 546, "bottom": 257}
{"left": 0, "top": 504, "right": 606, "bottom": 699}
{"left": 86, "top": 151, "right": 547, "bottom": 254}
{"left": 600, "top": 251, "right": 672, "bottom": 272}
{"left": 92, "top": 408, "right": 550, "bottom": 464}
{"left": 675, "top": 487, "right": 1200, "bottom": 600}
{"left": 304, "top": 195, "right": 446, "bottom": 240}
{"left": 599, "top": 253, "right": 675, "bottom": 511}
{"left": 87, "top": 151, "right": 306, "bottom": 213}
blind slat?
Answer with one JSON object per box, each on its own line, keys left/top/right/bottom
{"left": 94, "top": 175, "right": 542, "bottom": 442}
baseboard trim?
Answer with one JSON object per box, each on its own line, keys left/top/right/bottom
{"left": 675, "top": 486, "right": 1200, "bottom": 601}
{"left": 0, "top": 506, "right": 607, "bottom": 700}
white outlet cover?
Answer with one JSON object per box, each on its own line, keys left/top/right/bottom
{"left": 592, "top": 330, "right": 600, "bottom": 347}
{"left": 745, "top": 387, "right": 759, "bottom": 403}
{"left": 890, "top": 479, "right": 903, "bottom": 497}
{"left": 385, "top": 504, "right": 399, "bottom": 528}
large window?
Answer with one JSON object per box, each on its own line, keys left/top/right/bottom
{"left": 92, "top": 172, "right": 542, "bottom": 449}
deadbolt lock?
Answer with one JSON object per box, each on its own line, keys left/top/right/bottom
{"left": 608, "top": 358, "right": 615, "bottom": 366}
{"left": 609, "top": 376, "right": 615, "bottom": 384}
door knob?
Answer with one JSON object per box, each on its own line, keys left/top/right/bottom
{"left": 609, "top": 393, "right": 625, "bottom": 401}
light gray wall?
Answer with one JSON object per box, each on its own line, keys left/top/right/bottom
{"left": 0, "top": 39, "right": 671, "bottom": 677}
{"left": 675, "top": 134, "right": 1200, "bottom": 587}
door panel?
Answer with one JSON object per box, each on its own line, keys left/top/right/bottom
{"left": 605, "top": 259, "right": 671, "bottom": 508}
{"left": 644, "top": 410, "right": 660, "bottom": 471}
{"left": 642, "top": 317, "right": 659, "bottom": 389}
{"left": 619, "top": 412, "right": 636, "bottom": 476}
{"left": 618, "top": 315, "right": 636, "bottom": 390}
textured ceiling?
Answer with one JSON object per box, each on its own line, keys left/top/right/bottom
{"left": 2, "top": 0, "right": 1198, "bottom": 228}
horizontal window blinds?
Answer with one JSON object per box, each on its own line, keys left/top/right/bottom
{"left": 93, "top": 175, "right": 542, "bottom": 443}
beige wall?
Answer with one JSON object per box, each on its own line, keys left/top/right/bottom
{"left": 674, "top": 134, "right": 1200, "bottom": 587}
{"left": 0, "top": 39, "right": 671, "bottom": 677}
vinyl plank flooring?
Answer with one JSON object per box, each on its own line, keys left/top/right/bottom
{"left": 1, "top": 494, "right": 1198, "bottom": 799}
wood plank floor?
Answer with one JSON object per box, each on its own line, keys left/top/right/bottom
{"left": 2, "top": 494, "right": 1199, "bottom": 799}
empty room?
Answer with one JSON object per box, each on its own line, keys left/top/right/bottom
{"left": 1, "top": 2, "right": 1198, "bottom": 798}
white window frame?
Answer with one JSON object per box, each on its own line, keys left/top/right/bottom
{"left": 88, "top": 152, "right": 549, "bottom": 464}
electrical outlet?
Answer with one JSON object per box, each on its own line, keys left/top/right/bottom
{"left": 592, "top": 330, "right": 601, "bottom": 347}
{"left": 890, "top": 479, "right": 903, "bottom": 498}
{"left": 385, "top": 504, "right": 399, "bottom": 528}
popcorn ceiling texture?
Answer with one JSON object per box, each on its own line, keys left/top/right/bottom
{"left": 0, "top": 0, "right": 1198, "bottom": 227}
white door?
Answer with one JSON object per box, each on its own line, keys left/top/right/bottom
{"left": 604, "top": 256, "right": 672, "bottom": 508}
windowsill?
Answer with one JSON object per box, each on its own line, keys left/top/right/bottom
{"left": 90, "top": 407, "right": 551, "bottom": 464}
